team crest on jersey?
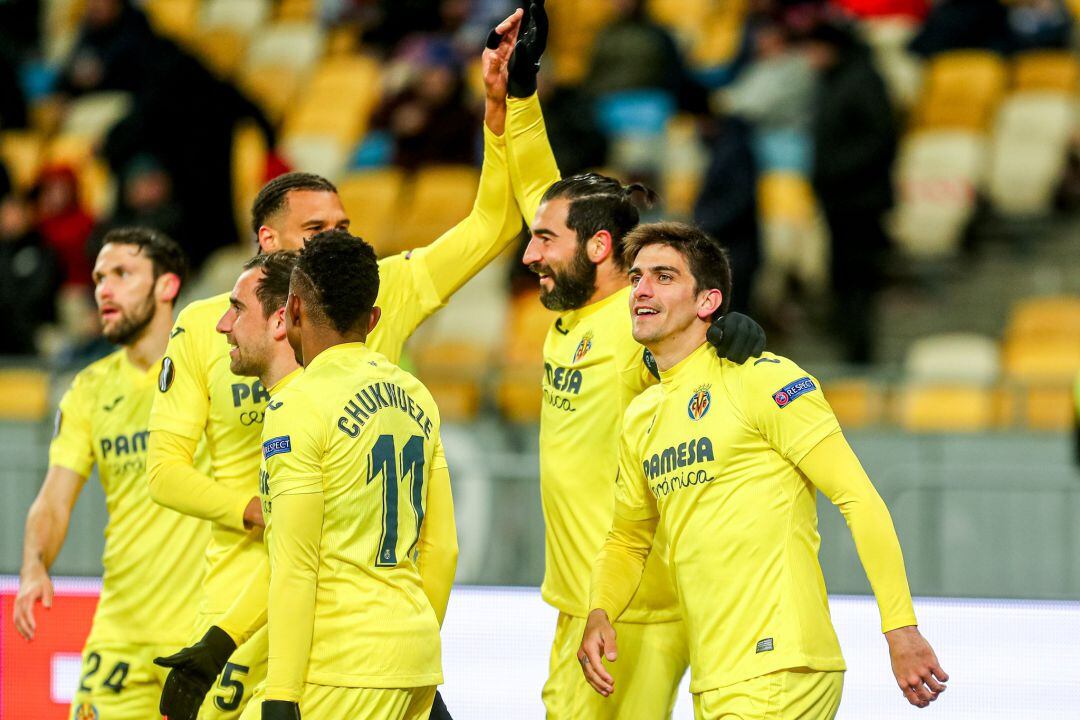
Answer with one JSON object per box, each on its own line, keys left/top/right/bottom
{"left": 773, "top": 376, "right": 816, "bottom": 407}
{"left": 687, "top": 385, "right": 711, "bottom": 420}
{"left": 158, "top": 356, "right": 175, "bottom": 393}
{"left": 73, "top": 703, "right": 98, "bottom": 720}
{"left": 572, "top": 331, "right": 594, "bottom": 363}
{"left": 53, "top": 409, "right": 63, "bottom": 438}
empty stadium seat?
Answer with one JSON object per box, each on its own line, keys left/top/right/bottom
{"left": 336, "top": 169, "right": 406, "bottom": 255}
{"left": 755, "top": 172, "right": 829, "bottom": 298}
{"left": 546, "top": 0, "right": 615, "bottom": 84}
{"left": 395, "top": 165, "right": 480, "bottom": 252}
{"left": 823, "top": 379, "right": 883, "bottom": 429}
{"left": 895, "top": 385, "right": 1000, "bottom": 432}
{"left": 61, "top": 91, "right": 133, "bottom": 140}
{"left": 280, "top": 134, "right": 347, "bottom": 182}
{"left": 688, "top": 1, "right": 747, "bottom": 68}
{"left": 143, "top": 0, "right": 199, "bottom": 41}
{"left": 890, "top": 130, "right": 987, "bottom": 258}
{"left": 497, "top": 291, "right": 558, "bottom": 422}
{"left": 988, "top": 92, "right": 1077, "bottom": 216}
{"left": 239, "top": 64, "right": 302, "bottom": 123}
{"left": 1013, "top": 51, "right": 1080, "bottom": 93}
{"left": 915, "top": 51, "right": 1008, "bottom": 131}
{"left": 1002, "top": 337, "right": 1080, "bottom": 382}
{"left": 413, "top": 341, "right": 488, "bottom": 422}
{"left": 200, "top": 0, "right": 269, "bottom": 35}
{"left": 245, "top": 21, "right": 325, "bottom": 73}
{"left": 283, "top": 56, "right": 382, "bottom": 145}
{"left": 276, "top": 0, "right": 317, "bottom": 21}
{"left": 1017, "top": 384, "right": 1074, "bottom": 431}
{"left": 905, "top": 333, "right": 1000, "bottom": 384}
{"left": 187, "top": 27, "right": 249, "bottom": 78}
{"left": 231, "top": 119, "right": 269, "bottom": 233}
{"left": 0, "top": 369, "right": 50, "bottom": 421}
{"left": 0, "top": 131, "right": 44, "bottom": 191}
{"left": 1006, "top": 296, "right": 1080, "bottom": 340}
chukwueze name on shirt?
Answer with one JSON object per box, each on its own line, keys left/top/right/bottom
{"left": 337, "top": 380, "right": 434, "bottom": 439}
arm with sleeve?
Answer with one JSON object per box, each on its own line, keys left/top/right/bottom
{"left": 146, "top": 311, "right": 251, "bottom": 530}
{"left": 742, "top": 358, "right": 917, "bottom": 633}
{"left": 506, "top": 93, "right": 563, "bottom": 224}
{"left": 263, "top": 395, "right": 324, "bottom": 703}
{"left": 217, "top": 558, "right": 269, "bottom": 646}
{"left": 588, "top": 431, "right": 660, "bottom": 621}
{"left": 416, "top": 434, "right": 457, "bottom": 626}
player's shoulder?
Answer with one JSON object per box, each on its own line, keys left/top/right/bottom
{"left": 69, "top": 348, "right": 127, "bottom": 388}
{"left": 174, "top": 292, "right": 230, "bottom": 327}
{"left": 728, "top": 352, "right": 821, "bottom": 409}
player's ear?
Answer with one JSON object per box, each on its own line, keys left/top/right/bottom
{"left": 257, "top": 225, "right": 278, "bottom": 254}
{"left": 156, "top": 272, "right": 181, "bottom": 304}
{"left": 286, "top": 292, "right": 302, "bottom": 328}
{"left": 696, "top": 288, "right": 723, "bottom": 321}
{"left": 271, "top": 306, "right": 288, "bottom": 341}
{"left": 587, "top": 230, "right": 613, "bottom": 264}
{"left": 367, "top": 306, "right": 381, "bottom": 334}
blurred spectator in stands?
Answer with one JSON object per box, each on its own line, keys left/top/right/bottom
{"left": 582, "top": 0, "right": 708, "bottom": 114}
{"left": 92, "top": 154, "right": 183, "bottom": 253}
{"left": 0, "top": 0, "right": 41, "bottom": 57}
{"left": 0, "top": 162, "right": 11, "bottom": 201}
{"left": 33, "top": 166, "right": 95, "bottom": 289}
{"left": 1008, "top": 0, "right": 1073, "bottom": 51}
{"left": 537, "top": 80, "right": 609, "bottom": 176}
{"left": 0, "top": 192, "right": 60, "bottom": 356}
{"left": 693, "top": 116, "right": 761, "bottom": 315}
{"left": 803, "top": 21, "right": 896, "bottom": 365}
{"left": 908, "top": 0, "right": 1014, "bottom": 57}
{"left": 56, "top": 0, "right": 158, "bottom": 97}
{"left": 0, "top": 48, "right": 28, "bottom": 130}
{"left": 835, "top": 0, "right": 928, "bottom": 19}
{"left": 372, "top": 43, "right": 478, "bottom": 169}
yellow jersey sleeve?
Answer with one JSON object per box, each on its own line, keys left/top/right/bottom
{"left": 149, "top": 306, "right": 210, "bottom": 440}
{"left": 506, "top": 93, "right": 562, "bottom": 223}
{"left": 217, "top": 557, "right": 269, "bottom": 646}
{"left": 738, "top": 355, "right": 840, "bottom": 465}
{"left": 416, "top": 435, "right": 457, "bottom": 626}
{"left": 799, "top": 433, "right": 918, "bottom": 633}
{"left": 49, "top": 371, "right": 95, "bottom": 477}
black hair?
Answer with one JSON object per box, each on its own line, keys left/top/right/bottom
{"left": 540, "top": 173, "right": 657, "bottom": 269}
{"left": 292, "top": 229, "right": 379, "bottom": 334}
{"left": 623, "top": 221, "right": 733, "bottom": 316}
{"left": 100, "top": 227, "right": 189, "bottom": 290}
{"left": 243, "top": 251, "right": 298, "bottom": 317}
{"left": 250, "top": 172, "right": 338, "bottom": 236}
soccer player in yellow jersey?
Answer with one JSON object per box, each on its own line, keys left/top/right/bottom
{"left": 493, "top": 4, "right": 764, "bottom": 716}
{"left": 13, "top": 228, "right": 210, "bottom": 719}
{"left": 251, "top": 231, "right": 454, "bottom": 719}
{"left": 580, "top": 222, "right": 949, "bottom": 718}
{"left": 144, "top": 12, "right": 529, "bottom": 717}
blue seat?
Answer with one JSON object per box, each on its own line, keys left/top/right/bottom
{"left": 594, "top": 90, "right": 676, "bottom": 137}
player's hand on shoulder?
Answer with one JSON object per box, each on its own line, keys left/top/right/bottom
{"left": 262, "top": 699, "right": 301, "bottom": 719}
{"left": 578, "top": 609, "right": 618, "bottom": 697}
{"left": 707, "top": 312, "right": 766, "bottom": 364}
{"left": 13, "top": 562, "right": 53, "bottom": 640}
{"left": 885, "top": 625, "right": 948, "bottom": 708}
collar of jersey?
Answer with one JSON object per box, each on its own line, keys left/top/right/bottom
{"left": 658, "top": 341, "right": 713, "bottom": 387}
{"left": 270, "top": 366, "right": 303, "bottom": 395}
{"left": 559, "top": 285, "right": 629, "bottom": 328}
{"left": 305, "top": 341, "right": 370, "bottom": 372}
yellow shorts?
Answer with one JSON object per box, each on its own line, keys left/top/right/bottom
{"left": 196, "top": 616, "right": 268, "bottom": 720}
{"left": 237, "top": 684, "right": 436, "bottom": 720}
{"left": 68, "top": 643, "right": 171, "bottom": 720}
{"left": 543, "top": 612, "right": 688, "bottom": 720}
{"left": 692, "top": 668, "right": 844, "bottom": 720}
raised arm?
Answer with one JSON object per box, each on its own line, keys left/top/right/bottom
{"left": 416, "top": 437, "right": 458, "bottom": 626}
{"left": 14, "top": 465, "right": 87, "bottom": 640}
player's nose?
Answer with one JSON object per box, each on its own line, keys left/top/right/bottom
{"left": 522, "top": 236, "right": 543, "bottom": 266}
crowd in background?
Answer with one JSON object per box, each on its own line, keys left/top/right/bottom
{"left": 0, "top": 0, "right": 1077, "bottom": 366}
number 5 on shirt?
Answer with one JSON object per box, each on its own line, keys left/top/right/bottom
{"left": 367, "top": 434, "right": 426, "bottom": 567}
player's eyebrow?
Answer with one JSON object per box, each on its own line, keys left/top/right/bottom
{"left": 532, "top": 226, "right": 556, "bottom": 238}
{"left": 229, "top": 294, "right": 244, "bottom": 310}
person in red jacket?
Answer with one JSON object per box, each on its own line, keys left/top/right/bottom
{"left": 33, "top": 165, "right": 95, "bottom": 289}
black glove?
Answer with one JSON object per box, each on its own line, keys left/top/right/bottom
{"left": 508, "top": 0, "right": 548, "bottom": 97}
{"left": 707, "top": 312, "right": 766, "bottom": 364}
{"left": 154, "top": 626, "right": 237, "bottom": 720}
{"left": 428, "top": 690, "right": 453, "bottom": 719}
{"left": 263, "top": 700, "right": 301, "bottom": 719}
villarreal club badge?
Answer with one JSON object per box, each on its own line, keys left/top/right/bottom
{"left": 572, "top": 331, "right": 593, "bottom": 363}
{"left": 688, "top": 385, "right": 711, "bottom": 421}
{"left": 74, "top": 704, "right": 99, "bottom": 720}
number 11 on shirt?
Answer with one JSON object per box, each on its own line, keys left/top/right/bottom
{"left": 368, "top": 434, "right": 426, "bottom": 567}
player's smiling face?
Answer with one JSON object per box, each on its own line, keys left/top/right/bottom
{"left": 264, "top": 190, "right": 350, "bottom": 252}
{"left": 92, "top": 242, "right": 159, "bottom": 346}
{"left": 628, "top": 244, "right": 704, "bottom": 347}
{"left": 217, "top": 268, "right": 277, "bottom": 378}
{"left": 523, "top": 198, "right": 597, "bottom": 311}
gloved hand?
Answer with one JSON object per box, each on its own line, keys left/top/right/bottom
{"left": 262, "top": 700, "right": 301, "bottom": 719}
{"left": 508, "top": 0, "right": 548, "bottom": 97}
{"left": 154, "top": 626, "right": 237, "bottom": 720}
{"left": 428, "top": 690, "right": 453, "bottom": 719}
{"left": 707, "top": 312, "right": 766, "bottom": 364}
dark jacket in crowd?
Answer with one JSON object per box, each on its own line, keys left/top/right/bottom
{"left": 57, "top": 0, "right": 159, "bottom": 96}
{"left": 0, "top": 229, "right": 60, "bottom": 355}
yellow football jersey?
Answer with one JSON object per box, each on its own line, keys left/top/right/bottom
{"left": 49, "top": 349, "right": 208, "bottom": 646}
{"left": 614, "top": 346, "right": 850, "bottom": 692}
{"left": 261, "top": 342, "right": 446, "bottom": 695}
{"left": 538, "top": 286, "right": 678, "bottom": 622}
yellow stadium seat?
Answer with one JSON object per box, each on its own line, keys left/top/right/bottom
{"left": 336, "top": 169, "right": 406, "bottom": 256}
{"left": 61, "top": 91, "right": 133, "bottom": 140}
{"left": 245, "top": 21, "right": 325, "bottom": 73}
{"left": 0, "top": 131, "right": 45, "bottom": 191}
{"left": 239, "top": 64, "right": 302, "bottom": 123}
{"left": 187, "top": 28, "right": 249, "bottom": 78}
{"left": 546, "top": 0, "right": 616, "bottom": 84}
{"left": 1013, "top": 50, "right": 1080, "bottom": 92}
{"left": 823, "top": 379, "right": 882, "bottom": 429}
{"left": 276, "top": 0, "right": 316, "bottom": 21}
{"left": 46, "top": 133, "right": 95, "bottom": 167}
{"left": 1005, "top": 296, "right": 1080, "bottom": 340}
{"left": 1002, "top": 337, "right": 1080, "bottom": 382}
{"left": 0, "top": 369, "right": 50, "bottom": 421}
{"left": 895, "top": 384, "right": 1000, "bottom": 432}
{"left": 1017, "top": 384, "right": 1074, "bottom": 431}
{"left": 413, "top": 341, "right": 488, "bottom": 422}
{"left": 757, "top": 172, "right": 816, "bottom": 224}
{"left": 283, "top": 56, "right": 382, "bottom": 144}
{"left": 143, "top": 0, "right": 199, "bottom": 41}
{"left": 396, "top": 165, "right": 480, "bottom": 252}
{"left": 232, "top": 119, "right": 269, "bottom": 235}
{"left": 497, "top": 291, "right": 557, "bottom": 422}
{"left": 690, "top": 4, "right": 748, "bottom": 68}
{"left": 279, "top": 134, "right": 347, "bottom": 181}
{"left": 915, "top": 51, "right": 1008, "bottom": 131}
{"left": 200, "top": 0, "right": 269, "bottom": 35}
{"left": 80, "top": 157, "right": 114, "bottom": 216}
